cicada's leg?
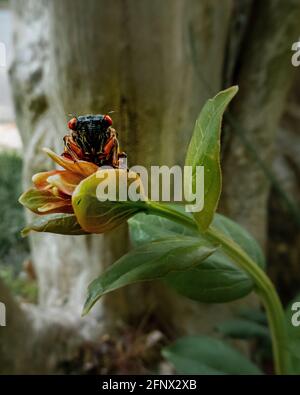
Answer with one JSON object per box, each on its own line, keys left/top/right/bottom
{"left": 102, "top": 128, "right": 127, "bottom": 168}
{"left": 102, "top": 135, "right": 119, "bottom": 167}
{"left": 62, "top": 135, "right": 84, "bottom": 161}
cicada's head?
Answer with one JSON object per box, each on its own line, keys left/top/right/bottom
{"left": 67, "top": 114, "right": 113, "bottom": 132}
{"left": 67, "top": 114, "right": 113, "bottom": 155}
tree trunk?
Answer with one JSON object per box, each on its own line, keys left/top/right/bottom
{"left": 0, "top": 278, "right": 30, "bottom": 374}
{"left": 221, "top": 0, "right": 300, "bottom": 247}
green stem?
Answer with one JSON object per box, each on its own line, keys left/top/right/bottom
{"left": 206, "top": 226, "right": 290, "bottom": 375}
{"left": 147, "top": 202, "right": 290, "bottom": 375}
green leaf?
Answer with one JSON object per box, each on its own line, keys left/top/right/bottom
{"left": 83, "top": 237, "right": 216, "bottom": 315}
{"left": 129, "top": 209, "right": 197, "bottom": 247}
{"left": 185, "top": 86, "right": 238, "bottom": 231}
{"left": 237, "top": 307, "right": 268, "bottom": 325}
{"left": 212, "top": 213, "right": 265, "bottom": 269}
{"left": 21, "top": 213, "right": 89, "bottom": 237}
{"left": 216, "top": 318, "right": 270, "bottom": 341}
{"left": 138, "top": 204, "right": 265, "bottom": 270}
{"left": 72, "top": 169, "right": 148, "bottom": 233}
{"left": 129, "top": 210, "right": 254, "bottom": 303}
{"left": 162, "top": 336, "right": 262, "bottom": 375}
{"left": 164, "top": 252, "right": 253, "bottom": 303}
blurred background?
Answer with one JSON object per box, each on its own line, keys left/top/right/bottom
{"left": 0, "top": 0, "right": 299, "bottom": 374}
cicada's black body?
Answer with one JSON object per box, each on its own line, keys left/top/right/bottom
{"left": 71, "top": 115, "right": 111, "bottom": 156}
{"left": 63, "top": 114, "right": 126, "bottom": 167}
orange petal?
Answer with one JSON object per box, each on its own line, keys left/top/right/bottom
{"left": 47, "top": 171, "right": 84, "bottom": 196}
{"left": 37, "top": 200, "right": 73, "bottom": 213}
{"left": 43, "top": 148, "right": 99, "bottom": 177}
{"left": 32, "top": 170, "right": 65, "bottom": 190}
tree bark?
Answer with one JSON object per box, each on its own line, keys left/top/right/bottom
{"left": 268, "top": 73, "right": 300, "bottom": 303}
{"left": 221, "top": 0, "right": 300, "bottom": 247}
{"left": 0, "top": 278, "right": 30, "bottom": 374}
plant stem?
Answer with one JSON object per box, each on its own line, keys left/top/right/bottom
{"left": 206, "top": 226, "right": 290, "bottom": 375}
{"left": 147, "top": 202, "right": 290, "bottom": 375}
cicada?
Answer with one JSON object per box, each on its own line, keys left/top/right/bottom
{"left": 63, "top": 114, "right": 126, "bottom": 167}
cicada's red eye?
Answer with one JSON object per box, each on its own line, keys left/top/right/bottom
{"left": 68, "top": 117, "right": 77, "bottom": 130}
{"left": 103, "top": 114, "right": 113, "bottom": 126}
